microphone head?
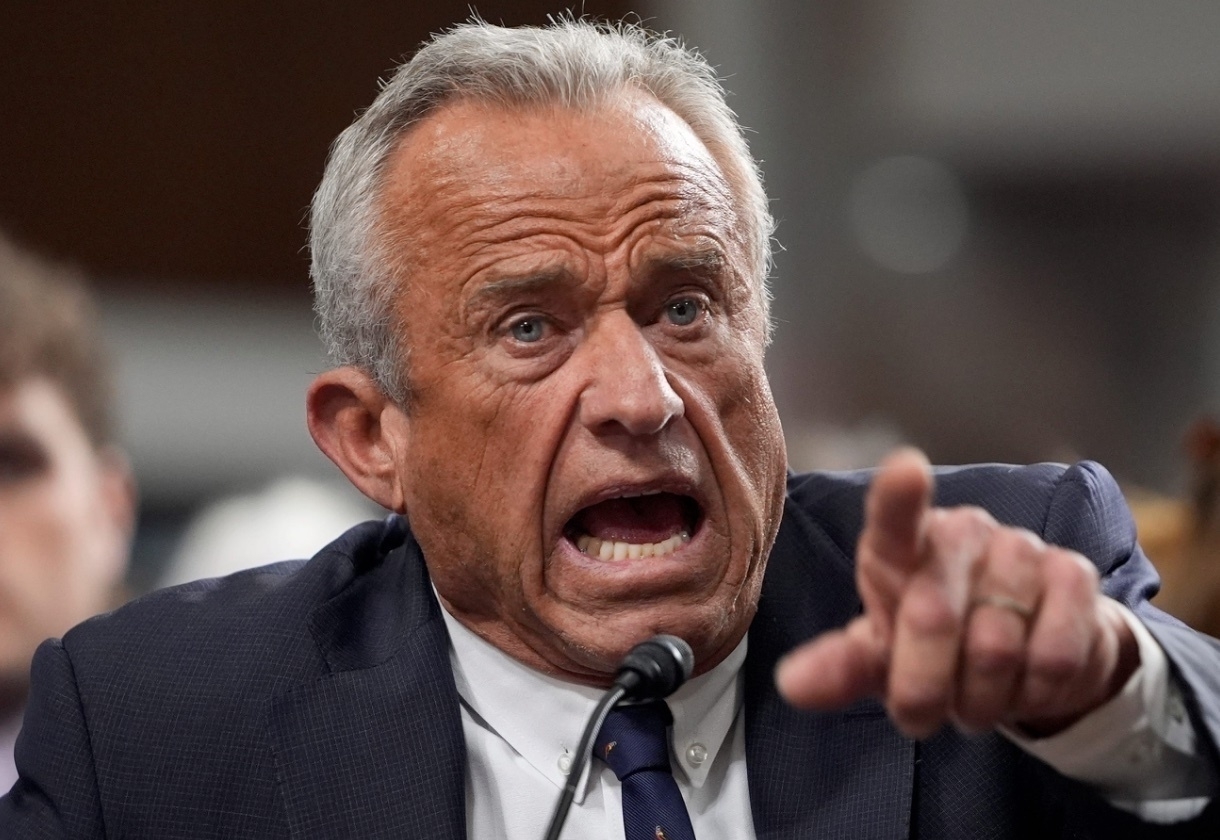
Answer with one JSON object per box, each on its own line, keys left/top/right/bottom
{"left": 614, "top": 635, "right": 695, "bottom": 700}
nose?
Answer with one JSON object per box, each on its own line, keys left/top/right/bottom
{"left": 577, "top": 313, "right": 684, "bottom": 437}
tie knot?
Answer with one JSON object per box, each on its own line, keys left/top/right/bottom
{"left": 594, "top": 701, "right": 674, "bottom": 781}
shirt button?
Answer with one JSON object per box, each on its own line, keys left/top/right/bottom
{"left": 686, "top": 743, "right": 708, "bottom": 767}
{"left": 557, "top": 752, "right": 572, "bottom": 774}
{"left": 1169, "top": 695, "right": 1187, "bottom": 726}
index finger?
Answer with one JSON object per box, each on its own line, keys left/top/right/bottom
{"left": 860, "top": 447, "right": 934, "bottom": 573}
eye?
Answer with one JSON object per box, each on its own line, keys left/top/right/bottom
{"left": 508, "top": 316, "right": 547, "bottom": 343}
{"left": 0, "top": 435, "right": 51, "bottom": 485}
{"left": 665, "top": 297, "right": 703, "bottom": 327}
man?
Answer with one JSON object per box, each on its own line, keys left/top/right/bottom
{"left": 3, "top": 18, "right": 1219, "bottom": 838}
{"left": 0, "top": 232, "right": 135, "bottom": 795}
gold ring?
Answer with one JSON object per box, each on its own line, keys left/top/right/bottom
{"left": 971, "top": 594, "right": 1034, "bottom": 619}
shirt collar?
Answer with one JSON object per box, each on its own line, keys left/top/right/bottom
{"left": 439, "top": 605, "right": 746, "bottom": 798}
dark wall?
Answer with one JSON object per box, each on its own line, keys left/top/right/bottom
{"left": 0, "top": 3, "right": 633, "bottom": 294}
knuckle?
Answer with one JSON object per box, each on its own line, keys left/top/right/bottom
{"left": 960, "top": 505, "right": 999, "bottom": 529}
{"left": 967, "top": 631, "right": 1023, "bottom": 675}
{"left": 902, "top": 594, "right": 959, "bottom": 637}
{"left": 992, "top": 528, "right": 1044, "bottom": 565}
{"left": 926, "top": 506, "right": 997, "bottom": 549}
{"left": 944, "top": 506, "right": 1000, "bottom": 540}
{"left": 1026, "top": 646, "right": 1084, "bottom": 682}
{"left": 1040, "top": 549, "right": 1100, "bottom": 601}
{"left": 890, "top": 683, "right": 949, "bottom": 726}
{"left": 1073, "top": 555, "right": 1101, "bottom": 588}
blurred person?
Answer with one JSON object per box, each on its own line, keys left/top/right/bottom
{"left": 0, "top": 232, "right": 136, "bottom": 793}
{"left": 157, "top": 475, "right": 381, "bottom": 588}
{"left": 3, "top": 18, "right": 1220, "bottom": 838}
{"left": 1131, "top": 417, "right": 1220, "bottom": 637}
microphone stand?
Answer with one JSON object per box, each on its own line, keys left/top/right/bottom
{"left": 541, "top": 683, "right": 627, "bottom": 840}
{"left": 541, "top": 634, "right": 693, "bottom": 840}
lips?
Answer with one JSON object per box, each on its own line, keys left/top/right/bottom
{"left": 565, "top": 491, "right": 703, "bottom": 561}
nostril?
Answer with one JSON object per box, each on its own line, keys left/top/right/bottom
{"left": 582, "top": 383, "right": 683, "bottom": 437}
{"left": 579, "top": 364, "right": 683, "bottom": 437}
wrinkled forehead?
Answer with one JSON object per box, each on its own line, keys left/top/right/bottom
{"left": 374, "top": 92, "right": 748, "bottom": 272}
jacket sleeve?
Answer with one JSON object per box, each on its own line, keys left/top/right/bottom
{"left": 1043, "top": 462, "right": 1220, "bottom": 749}
{"left": 1039, "top": 460, "right": 1220, "bottom": 833}
{"left": 0, "top": 639, "right": 106, "bottom": 839}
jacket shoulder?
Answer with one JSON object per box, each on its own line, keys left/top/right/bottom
{"left": 785, "top": 461, "right": 1072, "bottom": 552}
{"left": 62, "top": 516, "right": 407, "bottom": 692}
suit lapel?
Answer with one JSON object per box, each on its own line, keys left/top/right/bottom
{"left": 745, "top": 493, "right": 915, "bottom": 839}
{"left": 267, "top": 533, "right": 467, "bottom": 839}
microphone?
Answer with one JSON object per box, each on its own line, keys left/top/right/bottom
{"left": 612, "top": 634, "right": 695, "bottom": 702}
{"left": 542, "top": 635, "right": 695, "bottom": 840}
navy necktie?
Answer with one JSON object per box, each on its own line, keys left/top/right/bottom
{"left": 594, "top": 701, "right": 697, "bottom": 840}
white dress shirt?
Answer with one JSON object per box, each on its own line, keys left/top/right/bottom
{"left": 440, "top": 602, "right": 1213, "bottom": 839}
{"left": 442, "top": 608, "right": 753, "bottom": 840}
{"left": 0, "top": 709, "right": 20, "bottom": 796}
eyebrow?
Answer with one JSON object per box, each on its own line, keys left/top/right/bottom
{"left": 465, "top": 269, "right": 576, "bottom": 312}
{"left": 463, "top": 248, "right": 727, "bottom": 314}
{"left": 643, "top": 248, "right": 724, "bottom": 277}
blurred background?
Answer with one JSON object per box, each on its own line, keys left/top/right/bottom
{"left": 3, "top": 1, "right": 1219, "bottom": 595}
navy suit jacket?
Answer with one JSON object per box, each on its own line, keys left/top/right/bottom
{"left": 3, "top": 462, "right": 1220, "bottom": 838}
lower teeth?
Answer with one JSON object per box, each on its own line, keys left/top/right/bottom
{"left": 576, "top": 532, "right": 691, "bottom": 560}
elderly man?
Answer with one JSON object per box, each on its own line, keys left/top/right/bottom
{"left": 0, "top": 233, "right": 135, "bottom": 795}
{"left": 3, "top": 18, "right": 1218, "bottom": 838}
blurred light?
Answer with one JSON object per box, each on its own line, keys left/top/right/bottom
{"left": 848, "top": 155, "right": 970, "bottom": 274}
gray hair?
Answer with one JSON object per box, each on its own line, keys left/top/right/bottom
{"left": 310, "top": 16, "right": 774, "bottom": 403}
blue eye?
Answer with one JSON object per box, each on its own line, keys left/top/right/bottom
{"left": 509, "top": 317, "right": 546, "bottom": 343}
{"left": 666, "top": 298, "right": 702, "bottom": 326}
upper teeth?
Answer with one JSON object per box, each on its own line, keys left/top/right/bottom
{"left": 576, "top": 532, "right": 691, "bottom": 561}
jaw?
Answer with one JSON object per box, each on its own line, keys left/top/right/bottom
{"left": 517, "top": 421, "right": 782, "bottom": 679}
{"left": 516, "top": 568, "right": 759, "bottom": 684}
{"left": 519, "top": 498, "right": 764, "bottom": 680}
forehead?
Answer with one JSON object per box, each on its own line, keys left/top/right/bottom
{"left": 375, "top": 92, "right": 741, "bottom": 267}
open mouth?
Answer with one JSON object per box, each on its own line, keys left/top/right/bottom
{"left": 564, "top": 491, "right": 703, "bottom": 561}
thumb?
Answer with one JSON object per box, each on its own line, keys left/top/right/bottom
{"left": 776, "top": 617, "right": 887, "bottom": 709}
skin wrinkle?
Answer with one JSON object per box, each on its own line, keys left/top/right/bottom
{"left": 355, "top": 91, "right": 785, "bottom": 682}
{"left": 370, "top": 185, "right": 736, "bottom": 412}
{"left": 376, "top": 100, "right": 741, "bottom": 330}
{"left": 358, "top": 71, "right": 767, "bottom": 401}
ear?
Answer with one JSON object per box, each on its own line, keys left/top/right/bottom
{"left": 307, "top": 367, "right": 410, "bottom": 512}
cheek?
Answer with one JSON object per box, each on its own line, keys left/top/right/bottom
{"left": 401, "top": 378, "right": 569, "bottom": 609}
{"left": 407, "top": 378, "right": 551, "bottom": 509}
{"left": 0, "top": 481, "right": 90, "bottom": 567}
{"left": 699, "top": 351, "right": 787, "bottom": 555}
{"left": 736, "top": 374, "right": 785, "bottom": 477}
{"left": 712, "top": 349, "right": 784, "bottom": 464}
{"left": 0, "top": 484, "right": 103, "bottom": 659}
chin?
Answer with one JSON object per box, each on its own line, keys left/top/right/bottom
{"left": 546, "top": 596, "right": 747, "bottom": 679}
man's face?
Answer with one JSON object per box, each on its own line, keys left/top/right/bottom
{"left": 0, "top": 378, "right": 130, "bottom": 682}
{"left": 377, "top": 93, "right": 787, "bottom": 682}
